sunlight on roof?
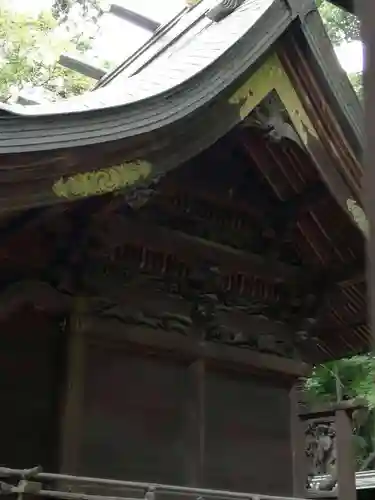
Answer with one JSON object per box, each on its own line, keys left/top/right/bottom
{"left": 120, "top": 0, "right": 186, "bottom": 23}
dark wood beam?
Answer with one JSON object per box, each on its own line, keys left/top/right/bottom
{"left": 52, "top": 195, "right": 128, "bottom": 290}
{"left": 0, "top": 280, "right": 71, "bottom": 320}
{"left": 96, "top": 212, "right": 363, "bottom": 292}
{"left": 290, "top": 385, "right": 309, "bottom": 497}
{"left": 100, "top": 215, "right": 305, "bottom": 283}
{"left": 88, "top": 317, "right": 311, "bottom": 378}
{"left": 157, "top": 184, "right": 268, "bottom": 219}
{"left": 336, "top": 408, "right": 357, "bottom": 500}
{"left": 146, "top": 181, "right": 326, "bottom": 242}
{"left": 58, "top": 54, "right": 106, "bottom": 80}
{"left": 109, "top": 3, "right": 161, "bottom": 31}
{"left": 239, "top": 132, "right": 331, "bottom": 262}
{"left": 299, "top": 398, "right": 367, "bottom": 421}
{"left": 186, "top": 359, "right": 205, "bottom": 486}
{"left": 332, "top": 262, "right": 364, "bottom": 288}
{"left": 301, "top": 259, "right": 364, "bottom": 290}
{"left": 278, "top": 182, "right": 327, "bottom": 220}
{"left": 59, "top": 298, "right": 87, "bottom": 476}
{"left": 279, "top": 45, "right": 363, "bottom": 213}
{"left": 0, "top": 205, "right": 62, "bottom": 244}
{"left": 319, "top": 321, "right": 368, "bottom": 339}
{"left": 263, "top": 182, "right": 328, "bottom": 261}
{"left": 241, "top": 131, "right": 328, "bottom": 220}
{"left": 0, "top": 193, "right": 121, "bottom": 249}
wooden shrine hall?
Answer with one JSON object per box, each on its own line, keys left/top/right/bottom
{"left": 0, "top": 0, "right": 367, "bottom": 500}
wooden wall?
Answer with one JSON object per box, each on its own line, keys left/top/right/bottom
{"left": 80, "top": 344, "right": 188, "bottom": 484}
{"left": 205, "top": 368, "right": 292, "bottom": 495}
{"left": 0, "top": 307, "right": 64, "bottom": 471}
{"left": 0, "top": 308, "right": 295, "bottom": 495}
{"left": 73, "top": 337, "right": 294, "bottom": 496}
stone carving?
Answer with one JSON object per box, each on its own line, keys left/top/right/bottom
{"left": 52, "top": 160, "right": 152, "bottom": 199}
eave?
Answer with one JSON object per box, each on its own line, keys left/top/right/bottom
{"left": 0, "top": 1, "right": 364, "bottom": 221}
{"left": 0, "top": 0, "right": 288, "bottom": 148}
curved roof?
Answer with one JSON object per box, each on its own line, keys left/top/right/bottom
{"left": 0, "top": 0, "right": 362, "bottom": 153}
{"left": 0, "top": 0, "right": 364, "bottom": 223}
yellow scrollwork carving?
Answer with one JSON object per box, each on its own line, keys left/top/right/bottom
{"left": 52, "top": 160, "right": 152, "bottom": 199}
{"left": 347, "top": 198, "right": 369, "bottom": 238}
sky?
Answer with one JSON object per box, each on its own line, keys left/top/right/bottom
{"left": 10, "top": 0, "right": 364, "bottom": 73}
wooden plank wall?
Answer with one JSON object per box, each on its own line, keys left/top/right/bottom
{"left": 80, "top": 344, "right": 188, "bottom": 484}
{"left": 76, "top": 338, "right": 294, "bottom": 495}
{"left": 205, "top": 368, "right": 292, "bottom": 495}
{"left": 0, "top": 307, "right": 64, "bottom": 471}
{"left": 0, "top": 311, "right": 295, "bottom": 496}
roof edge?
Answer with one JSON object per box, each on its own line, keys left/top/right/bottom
{"left": 0, "top": 0, "right": 293, "bottom": 153}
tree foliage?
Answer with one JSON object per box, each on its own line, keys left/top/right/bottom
{"left": 52, "top": 0, "right": 104, "bottom": 24}
{"left": 349, "top": 72, "right": 363, "bottom": 100}
{"left": 317, "top": 0, "right": 361, "bottom": 44}
{"left": 0, "top": 0, "right": 100, "bottom": 102}
{"left": 306, "top": 356, "right": 375, "bottom": 407}
{"left": 317, "top": 0, "right": 362, "bottom": 99}
{"left": 305, "top": 356, "right": 375, "bottom": 469}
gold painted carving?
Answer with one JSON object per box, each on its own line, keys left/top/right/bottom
{"left": 52, "top": 160, "right": 152, "bottom": 199}
{"left": 347, "top": 198, "right": 369, "bottom": 237}
{"left": 229, "top": 54, "right": 317, "bottom": 145}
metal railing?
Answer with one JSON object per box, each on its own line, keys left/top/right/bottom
{"left": 0, "top": 467, "right": 305, "bottom": 500}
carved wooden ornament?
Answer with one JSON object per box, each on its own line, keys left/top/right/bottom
{"left": 347, "top": 198, "right": 369, "bottom": 238}
{"left": 52, "top": 160, "right": 152, "bottom": 199}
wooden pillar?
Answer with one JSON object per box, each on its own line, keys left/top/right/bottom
{"left": 186, "top": 358, "right": 205, "bottom": 486}
{"left": 59, "top": 298, "right": 87, "bottom": 475}
{"left": 290, "top": 384, "right": 307, "bottom": 497}
{"left": 335, "top": 409, "right": 357, "bottom": 500}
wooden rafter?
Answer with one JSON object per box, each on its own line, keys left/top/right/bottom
{"left": 97, "top": 214, "right": 305, "bottom": 283}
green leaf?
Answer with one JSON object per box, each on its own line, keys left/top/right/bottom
{"left": 0, "top": 2, "right": 108, "bottom": 102}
